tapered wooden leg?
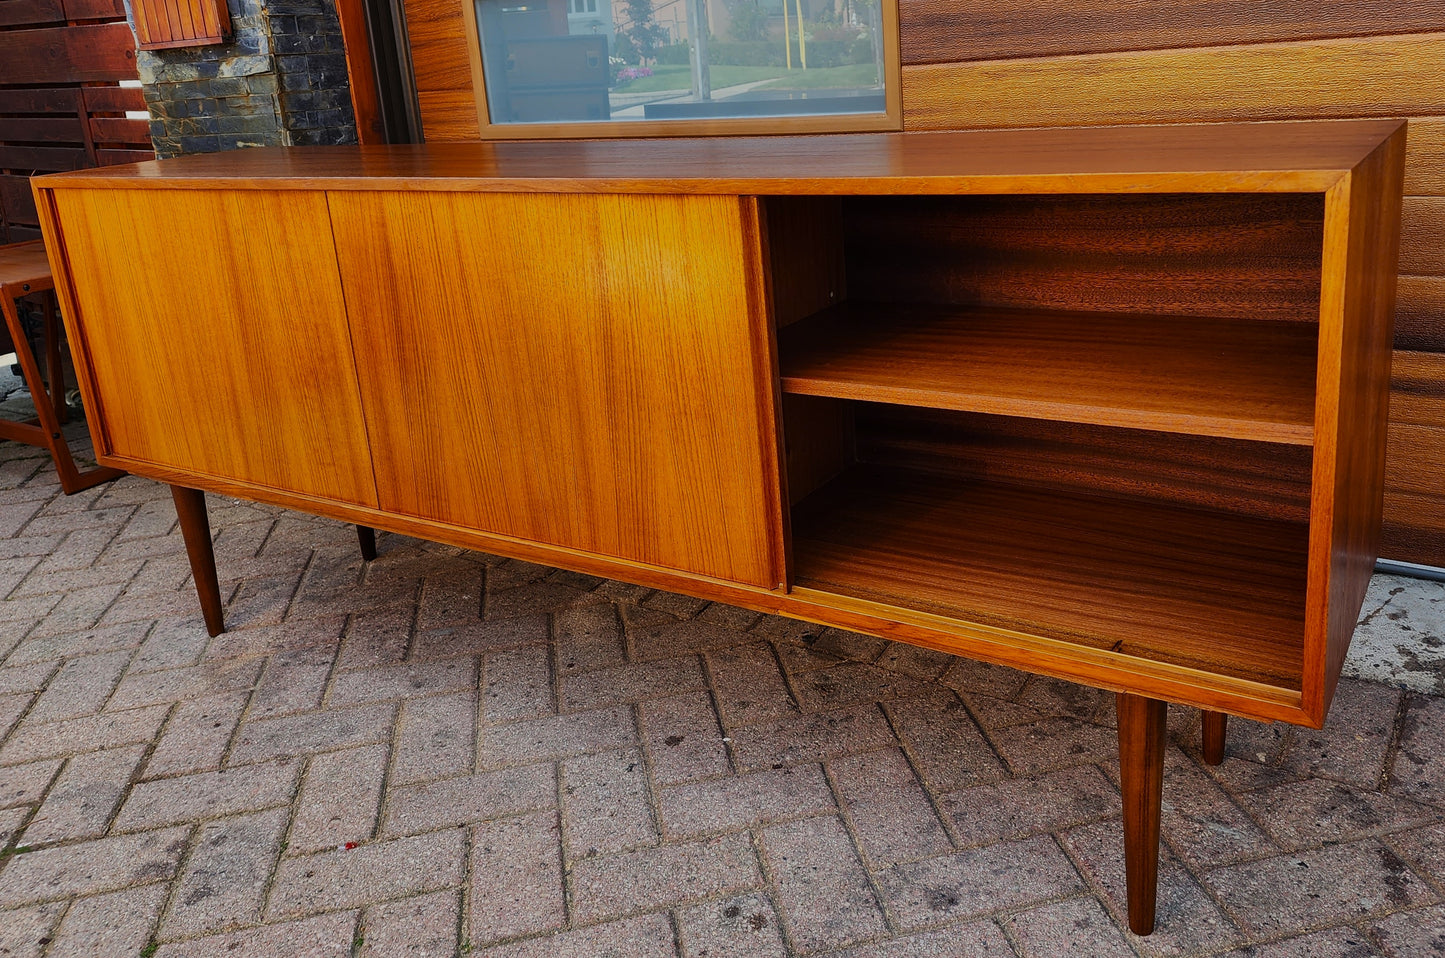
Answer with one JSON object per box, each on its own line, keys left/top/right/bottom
{"left": 1117, "top": 692, "right": 1167, "bottom": 936}
{"left": 1202, "top": 711, "right": 1228, "bottom": 766}
{"left": 357, "top": 525, "right": 377, "bottom": 561}
{"left": 171, "top": 485, "right": 226, "bottom": 637}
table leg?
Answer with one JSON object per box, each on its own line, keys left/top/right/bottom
{"left": 1, "top": 291, "right": 122, "bottom": 494}
{"left": 1118, "top": 692, "right": 1167, "bottom": 936}
{"left": 357, "top": 525, "right": 377, "bottom": 561}
{"left": 42, "top": 294, "right": 67, "bottom": 425}
{"left": 1202, "top": 711, "right": 1228, "bottom": 766}
{"left": 171, "top": 485, "right": 226, "bottom": 637}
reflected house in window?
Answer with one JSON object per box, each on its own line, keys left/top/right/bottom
{"left": 474, "top": 0, "right": 890, "bottom": 128}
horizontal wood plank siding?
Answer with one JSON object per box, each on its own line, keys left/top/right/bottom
{"left": 1398, "top": 277, "right": 1445, "bottom": 353}
{"left": 401, "top": 0, "right": 480, "bottom": 140}
{"left": 899, "top": 0, "right": 1445, "bottom": 65}
{"left": 1401, "top": 197, "right": 1445, "bottom": 275}
{"left": 901, "top": 35, "right": 1445, "bottom": 132}
{"left": 1385, "top": 352, "right": 1445, "bottom": 565}
{"left": 1406, "top": 118, "right": 1445, "bottom": 195}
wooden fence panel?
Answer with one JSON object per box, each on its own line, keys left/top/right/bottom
{"left": 81, "top": 84, "right": 145, "bottom": 113}
{"left": 62, "top": 0, "right": 125, "bottom": 18}
{"left": 2, "top": 116, "right": 86, "bottom": 142}
{"left": 0, "top": 0, "right": 65, "bottom": 27}
{"left": 1, "top": 0, "right": 151, "bottom": 270}
{"left": 0, "top": 23, "right": 139, "bottom": 84}
{"left": 0, "top": 174, "right": 38, "bottom": 224}
{"left": 88, "top": 116, "right": 150, "bottom": 144}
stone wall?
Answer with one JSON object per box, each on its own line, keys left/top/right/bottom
{"left": 135, "top": 0, "right": 358, "bottom": 157}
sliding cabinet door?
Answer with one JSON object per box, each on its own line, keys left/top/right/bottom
{"left": 49, "top": 187, "right": 378, "bottom": 506}
{"left": 329, "top": 191, "right": 784, "bottom": 589}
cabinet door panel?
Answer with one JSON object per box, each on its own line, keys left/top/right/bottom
{"left": 51, "top": 188, "right": 378, "bottom": 506}
{"left": 330, "top": 191, "right": 782, "bottom": 589}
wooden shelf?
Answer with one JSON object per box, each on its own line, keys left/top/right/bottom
{"left": 791, "top": 467, "right": 1309, "bottom": 690}
{"left": 779, "top": 304, "right": 1319, "bottom": 445}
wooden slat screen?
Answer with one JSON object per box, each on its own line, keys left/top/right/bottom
{"left": 129, "top": 0, "right": 230, "bottom": 50}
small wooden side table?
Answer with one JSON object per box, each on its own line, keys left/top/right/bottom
{"left": 0, "top": 240, "right": 124, "bottom": 493}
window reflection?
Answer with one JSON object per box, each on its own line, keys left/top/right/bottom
{"left": 475, "top": 0, "right": 888, "bottom": 126}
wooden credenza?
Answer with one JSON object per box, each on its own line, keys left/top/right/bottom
{"left": 32, "top": 120, "right": 1407, "bottom": 935}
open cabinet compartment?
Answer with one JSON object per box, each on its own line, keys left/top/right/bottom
{"left": 765, "top": 191, "right": 1329, "bottom": 702}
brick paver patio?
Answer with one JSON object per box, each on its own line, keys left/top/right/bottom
{"left": 2, "top": 412, "right": 1445, "bottom": 956}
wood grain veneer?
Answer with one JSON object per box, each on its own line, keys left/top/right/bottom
{"left": 41, "top": 188, "right": 379, "bottom": 506}
{"left": 1304, "top": 129, "right": 1405, "bottom": 721}
{"left": 779, "top": 304, "right": 1319, "bottom": 444}
{"left": 840, "top": 193, "right": 1326, "bottom": 323}
{"left": 852, "top": 406, "right": 1313, "bottom": 523}
{"left": 328, "top": 190, "right": 785, "bottom": 589}
{"left": 34, "top": 120, "right": 1404, "bottom": 194}
{"left": 791, "top": 467, "right": 1309, "bottom": 689}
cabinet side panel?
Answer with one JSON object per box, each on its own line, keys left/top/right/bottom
{"left": 1307, "top": 126, "right": 1408, "bottom": 721}
{"left": 46, "top": 187, "right": 379, "bottom": 507}
{"left": 331, "top": 191, "right": 782, "bottom": 589}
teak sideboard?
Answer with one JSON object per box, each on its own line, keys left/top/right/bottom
{"left": 32, "top": 120, "right": 1406, "bottom": 935}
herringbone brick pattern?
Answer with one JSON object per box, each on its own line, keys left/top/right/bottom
{"left": 2, "top": 426, "right": 1445, "bottom": 957}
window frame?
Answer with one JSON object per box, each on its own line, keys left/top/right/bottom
{"left": 460, "top": 0, "right": 903, "bottom": 139}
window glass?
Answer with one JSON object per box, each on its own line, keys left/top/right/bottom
{"left": 474, "top": 0, "right": 888, "bottom": 126}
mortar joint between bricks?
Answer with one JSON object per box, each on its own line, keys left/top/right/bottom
{"left": 1380, "top": 691, "right": 1417, "bottom": 796}
{"left": 875, "top": 699, "right": 966, "bottom": 852}
{"left": 819, "top": 758, "right": 903, "bottom": 935}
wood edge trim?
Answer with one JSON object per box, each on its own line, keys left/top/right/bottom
{"left": 457, "top": 0, "right": 487, "bottom": 137}
{"left": 29, "top": 185, "right": 116, "bottom": 460}
{"left": 92, "top": 452, "right": 1309, "bottom": 724}
{"left": 335, "top": 0, "right": 385, "bottom": 144}
{"left": 462, "top": 0, "right": 901, "bottom": 140}
{"left": 1302, "top": 173, "right": 1353, "bottom": 725}
{"left": 321, "top": 191, "right": 384, "bottom": 511}
{"left": 30, "top": 171, "right": 1350, "bottom": 194}
{"left": 465, "top": 113, "right": 902, "bottom": 142}
{"left": 739, "top": 196, "right": 790, "bottom": 591}
{"left": 778, "top": 379, "right": 1316, "bottom": 446}
{"left": 881, "top": 0, "right": 902, "bottom": 130}
{"left": 788, "top": 586, "right": 1309, "bottom": 723}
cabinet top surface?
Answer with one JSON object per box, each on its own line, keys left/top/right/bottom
{"left": 39, "top": 119, "right": 1403, "bottom": 194}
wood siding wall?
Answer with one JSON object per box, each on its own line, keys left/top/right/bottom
{"left": 0, "top": 0, "right": 153, "bottom": 244}
{"left": 400, "top": 0, "right": 1445, "bottom": 564}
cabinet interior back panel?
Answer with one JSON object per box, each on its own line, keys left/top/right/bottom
{"left": 842, "top": 193, "right": 1327, "bottom": 321}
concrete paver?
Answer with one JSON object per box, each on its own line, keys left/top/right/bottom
{"left": 2, "top": 424, "right": 1445, "bottom": 955}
